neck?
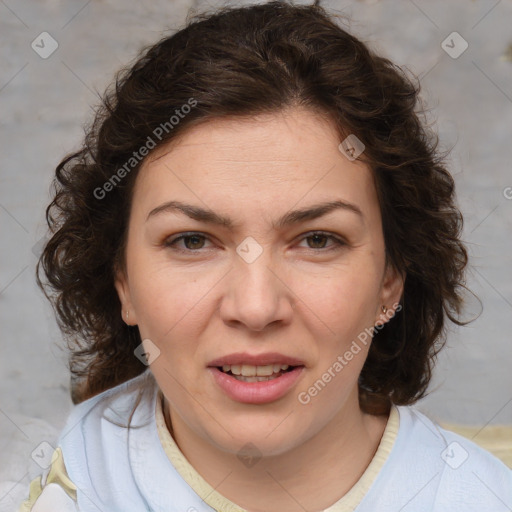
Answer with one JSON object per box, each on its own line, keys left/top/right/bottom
{"left": 162, "top": 393, "right": 389, "bottom": 512}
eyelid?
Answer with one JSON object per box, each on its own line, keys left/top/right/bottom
{"left": 163, "top": 230, "right": 347, "bottom": 252}
{"left": 163, "top": 232, "right": 216, "bottom": 251}
{"left": 295, "top": 231, "right": 347, "bottom": 249}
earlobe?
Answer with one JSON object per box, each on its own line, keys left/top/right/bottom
{"left": 114, "top": 270, "right": 137, "bottom": 325}
{"left": 376, "top": 264, "right": 405, "bottom": 326}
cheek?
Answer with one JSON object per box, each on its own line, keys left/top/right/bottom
{"left": 126, "top": 257, "right": 217, "bottom": 363}
{"left": 298, "top": 261, "right": 381, "bottom": 332}
{"left": 299, "top": 275, "right": 376, "bottom": 408}
{"left": 127, "top": 245, "right": 185, "bottom": 316}
{"left": 293, "top": 259, "right": 381, "bottom": 400}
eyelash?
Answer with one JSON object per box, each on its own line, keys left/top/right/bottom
{"left": 163, "top": 231, "right": 346, "bottom": 254}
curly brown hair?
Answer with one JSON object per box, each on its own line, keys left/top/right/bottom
{"left": 37, "top": 0, "right": 470, "bottom": 414}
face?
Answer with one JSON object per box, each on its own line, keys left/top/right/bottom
{"left": 115, "top": 107, "right": 403, "bottom": 457}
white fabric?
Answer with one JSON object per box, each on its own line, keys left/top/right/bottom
{"left": 30, "top": 484, "right": 78, "bottom": 512}
{"left": 48, "top": 370, "right": 512, "bottom": 511}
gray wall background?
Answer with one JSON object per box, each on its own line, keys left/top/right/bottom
{"left": 1, "top": 0, "right": 511, "bottom": 509}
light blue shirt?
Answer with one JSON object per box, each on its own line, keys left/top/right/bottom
{"left": 24, "top": 370, "right": 512, "bottom": 511}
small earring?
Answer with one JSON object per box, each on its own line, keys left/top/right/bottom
{"left": 381, "top": 305, "right": 387, "bottom": 313}
{"left": 125, "top": 310, "right": 129, "bottom": 320}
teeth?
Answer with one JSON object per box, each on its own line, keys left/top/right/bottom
{"left": 233, "top": 374, "right": 282, "bottom": 382}
{"left": 230, "top": 364, "right": 242, "bottom": 375}
{"left": 221, "top": 364, "right": 290, "bottom": 376}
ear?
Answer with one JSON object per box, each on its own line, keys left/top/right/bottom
{"left": 375, "top": 262, "right": 405, "bottom": 327}
{"left": 114, "top": 267, "right": 138, "bottom": 326}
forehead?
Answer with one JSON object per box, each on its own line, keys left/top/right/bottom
{"left": 132, "top": 108, "right": 378, "bottom": 225}
{"left": 145, "top": 108, "right": 341, "bottom": 174}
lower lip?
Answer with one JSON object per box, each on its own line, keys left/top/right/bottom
{"left": 208, "top": 366, "right": 305, "bottom": 404}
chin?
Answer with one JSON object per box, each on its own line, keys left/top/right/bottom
{"left": 206, "top": 417, "right": 308, "bottom": 459}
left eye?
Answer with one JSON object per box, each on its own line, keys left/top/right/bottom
{"left": 298, "top": 232, "right": 345, "bottom": 250}
{"left": 163, "top": 231, "right": 345, "bottom": 252}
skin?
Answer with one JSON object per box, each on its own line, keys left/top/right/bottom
{"left": 115, "top": 107, "right": 404, "bottom": 512}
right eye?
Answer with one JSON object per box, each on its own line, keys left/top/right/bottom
{"left": 163, "top": 232, "right": 214, "bottom": 252}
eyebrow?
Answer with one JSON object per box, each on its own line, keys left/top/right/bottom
{"left": 146, "top": 199, "right": 364, "bottom": 229}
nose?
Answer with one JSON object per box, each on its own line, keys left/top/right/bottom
{"left": 220, "top": 244, "right": 294, "bottom": 332}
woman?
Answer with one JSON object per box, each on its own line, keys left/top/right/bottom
{"left": 19, "top": 1, "right": 512, "bottom": 511}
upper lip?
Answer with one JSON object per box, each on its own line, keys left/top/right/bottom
{"left": 207, "top": 352, "right": 305, "bottom": 367}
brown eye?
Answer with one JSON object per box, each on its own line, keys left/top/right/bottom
{"left": 306, "top": 233, "right": 329, "bottom": 249}
{"left": 164, "top": 233, "right": 211, "bottom": 251}
{"left": 163, "top": 231, "right": 346, "bottom": 254}
{"left": 182, "top": 235, "right": 206, "bottom": 250}
{"left": 299, "top": 232, "right": 346, "bottom": 251}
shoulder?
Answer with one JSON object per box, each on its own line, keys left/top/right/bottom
{"left": 61, "top": 370, "right": 156, "bottom": 430}
{"left": 18, "top": 447, "right": 77, "bottom": 512}
{"left": 395, "top": 405, "right": 512, "bottom": 508}
{"left": 18, "top": 371, "right": 156, "bottom": 512}
{"left": 398, "top": 405, "right": 511, "bottom": 470}
{"left": 56, "top": 369, "right": 157, "bottom": 470}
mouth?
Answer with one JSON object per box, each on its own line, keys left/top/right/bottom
{"left": 215, "top": 363, "right": 300, "bottom": 382}
{"left": 206, "top": 352, "right": 306, "bottom": 403}
{"left": 207, "top": 351, "right": 306, "bottom": 369}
